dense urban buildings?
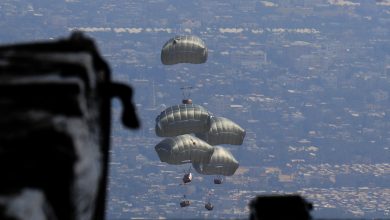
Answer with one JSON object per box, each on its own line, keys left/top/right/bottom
{"left": 1, "top": 0, "right": 389, "bottom": 219}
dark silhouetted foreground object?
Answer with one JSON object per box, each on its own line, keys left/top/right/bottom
{"left": 249, "top": 194, "right": 313, "bottom": 220}
{"left": 0, "top": 32, "right": 139, "bottom": 220}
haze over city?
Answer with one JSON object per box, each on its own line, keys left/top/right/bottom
{"left": 1, "top": 0, "right": 389, "bottom": 219}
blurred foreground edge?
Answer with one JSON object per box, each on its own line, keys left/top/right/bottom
{"left": 0, "top": 32, "right": 139, "bottom": 220}
{"left": 249, "top": 194, "right": 313, "bottom": 220}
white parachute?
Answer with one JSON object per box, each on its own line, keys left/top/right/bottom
{"left": 155, "top": 104, "right": 211, "bottom": 137}
{"left": 161, "top": 35, "right": 208, "bottom": 65}
{"left": 154, "top": 134, "right": 214, "bottom": 165}
{"left": 195, "top": 116, "right": 246, "bottom": 146}
{"left": 192, "top": 146, "right": 239, "bottom": 176}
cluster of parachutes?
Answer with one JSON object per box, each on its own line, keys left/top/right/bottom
{"left": 154, "top": 104, "right": 245, "bottom": 177}
{"left": 154, "top": 35, "right": 246, "bottom": 209}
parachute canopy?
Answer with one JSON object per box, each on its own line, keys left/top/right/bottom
{"left": 155, "top": 104, "right": 211, "bottom": 137}
{"left": 161, "top": 35, "right": 208, "bottom": 65}
{"left": 192, "top": 146, "right": 239, "bottom": 176}
{"left": 195, "top": 116, "right": 246, "bottom": 146}
{"left": 155, "top": 134, "right": 214, "bottom": 165}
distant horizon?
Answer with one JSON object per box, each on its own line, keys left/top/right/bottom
{"left": 1, "top": 0, "right": 389, "bottom": 219}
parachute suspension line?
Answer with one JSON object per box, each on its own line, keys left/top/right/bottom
{"left": 181, "top": 86, "right": 193, "bottom": 99}
{"left": 152, "top": 80, "right": 156, "bottom": 108}
{"left": 177, "top": 23, "right": 189, "bottom": 36}
{"left": 206, "top": 191, "right": 212, "bottom": 203}
{"left": 181, "top": 86, "right": 193, "bottom": 104}
{"left": 205, "top": 191, "right": 214, "bottom": 211}
{"left": 178, "top": 24, "right": 183, "bottom": 36}
{"left": 183, "top": 167, "right": 192, "bottom": 175}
